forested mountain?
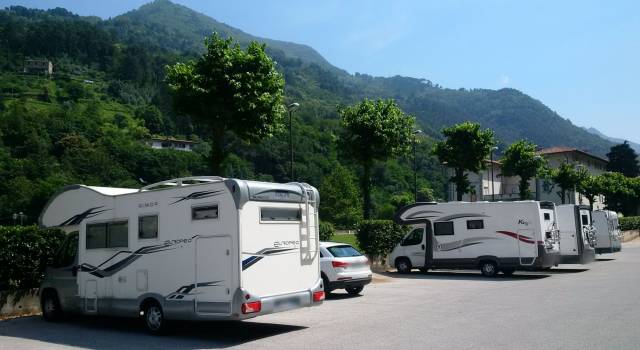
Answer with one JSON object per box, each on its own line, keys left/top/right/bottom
{"left": 0, "top": 1, "right": 614, "bottom": 225}
{"left": 584, "top": 127, "right": 640, "bottom": 153}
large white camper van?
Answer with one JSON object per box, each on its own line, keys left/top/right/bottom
{"left": 39, "top": 176, "right": 324, "bottom": 333}
{"left": 556, "top": 205, "right": 596, "bottom": 264}
{"left": 592, "top": 210, "right": 622, "bottom": 254}
{"left": 389, "top": 201, "right": 560, "bottom": 277}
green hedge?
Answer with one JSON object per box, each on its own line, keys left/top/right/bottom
{"left": 319, "top": 221, "right": 336, "bottom": 242}
{"left": 0, "top": 225, "right": 66, "bottom": 292}
{"left": 356, "top": 220, "right": 408, "bottom": 264}
{"left": 620, "top": 217, "right": 640, "bottom": 231}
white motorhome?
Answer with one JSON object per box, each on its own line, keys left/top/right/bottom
{"left": 39, "top": 176, "right": 324, "bottom": 333}
{"left": 556, "top": 205, "right": 596, "bottom": 264}
{"left": 592, "top": 210, "right": 622, "bottom": 254}
{"left": 389, "top": 201, "right": 560, "bottom": 277}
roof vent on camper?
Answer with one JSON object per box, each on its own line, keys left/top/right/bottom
{"left": 139, "top": 176, "right": 224, "bottom": 192}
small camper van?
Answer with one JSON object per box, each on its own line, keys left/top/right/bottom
{"left": 390, "top": 201, "right": 560, "bottom": 277}
{"left": 556, "top": 205, "right": 596, "bottom": 264}
{"left": 592, "top": 210, "right": 622, "bottom": 254}
{"left": 39, "top": 177, "right": 324, "bottom": 333}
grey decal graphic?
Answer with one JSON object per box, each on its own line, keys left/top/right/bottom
{"left": 78, "top": 243, "right": 176, "bottom": 278}
{"left": 434, "top": 237, "right": 499, "bottom": 251}
{"left": 58, "top": 206, "right": 111, "bottom": 226}
{"left": 436, "top": 213, "right": 489, "bottom": 222}
{"left": 242, "top": 247, "right": 298, "bottom": 270}
{"left": 170, "top": 190, "right": 224, "bottom": 205}
{"left": 406, "top": 210, "right": 443, "bottom": 219}
{"left": 166, "top": 281, "right": 223, "bottom": 300}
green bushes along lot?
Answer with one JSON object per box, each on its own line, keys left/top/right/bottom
{"left": 620, "top": 217, "right": 640, "bottom": 231}
{"left": 356, "top": 220, "right": 408, "bottom": 264}
{"left": 0, "top": 225, "right": 66, "bottom": 292}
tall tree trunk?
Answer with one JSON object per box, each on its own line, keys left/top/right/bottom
{"left": 362, "top": 161, "right": 372, "bottom": 220}
{"left": 561, "top": 189, "right": 566, "bottom": 204}
{"left": 210, "top": 126, "right": 226, "bottom": 175}
{"left": 455, "top": 168, "right": 464, "bottom": 201}
{"left": 519, "top": 177, "right": 530, "bottom": 200}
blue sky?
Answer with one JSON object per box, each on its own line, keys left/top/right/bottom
{"left": 3, "top": 0, "right": 639, "bottom": 143}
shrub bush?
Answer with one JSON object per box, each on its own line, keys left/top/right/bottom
{"left": 319, "top": 221, "right": 336, "bottom": 241}
{"left": 619, "top": 216, "right": 640, "bottom": 231}
{"left": 0, "top": 225, "right": 66, "bottom": 292}
{"left": 356, "top": 220, "right": 408, "bottom": 264}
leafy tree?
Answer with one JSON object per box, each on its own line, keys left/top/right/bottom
{"left": 576, "top": 171, "right": 604, "bottom": 212}
{"left": 356, "top": 220, "right": 408, "bottom": 265}
{"left": 165, "top": 33, "right": 286, "bottom": 175}
{"left": 433, "top": 122, "right": 496, "bottom": 201}
{"left": 339, "top": 99, "right": 415, "bottom": 219}
{"left": 550, "top": 163, "right": 583, "bottom": 204}
{"left": 319, "top": 165, "right": 363, "bottom": 228}
{"left": 319, "top": 221, "right": 336, "bottom": 241}
{"left": 500, "top": 140, "right": 546, "bottom": 200}
{"left": 606, "top": 141, "right": 640, "bottom": 177}
{"left": 598, "top": 172, "right": 635, "bottom": 215}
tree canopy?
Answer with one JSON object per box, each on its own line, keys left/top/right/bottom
{"left": 606, "top": 141, "right": 640, "bottom": 177}
{"left": 550, "top": 163, "right": 583, "bottom": 204}
{"left": 501, "top": 140, "right": 546, "bottom": 200}
{"left": 433, "top": 122, "right": 496, "bottom": 201}
{"left": 165, "top": 33, "right": 286, "bottom": 175}
{"left": 339, "top": 98, "right": 415, "bottom": 218}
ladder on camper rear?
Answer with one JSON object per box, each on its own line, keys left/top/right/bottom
{"left": 294, "top": 183, "right": 319, "bottom": 265}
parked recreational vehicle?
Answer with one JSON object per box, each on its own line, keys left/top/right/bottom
{"left": 556, "top": 204, "right": 596, "bottom": 264}
{"left": 39, "top": 177, "right": 324, "bottom": 333}
{"left": 390, "top": 201, "right": 560, "bottom": 277}
{"left": 592, "top": 210, "right": 622, "bottom": 254}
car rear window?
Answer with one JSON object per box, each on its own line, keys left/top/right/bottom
{"left": 327, "top": 245, "right": 362, "bottom": 257}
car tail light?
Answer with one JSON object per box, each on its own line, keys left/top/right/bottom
{"left": 332, "top": 261, "right": 349, "bottom": 268}
{"left": 241, "top": 301, "right": 262, "bottom": 314}
{"left": 313, "top": 291, "right": 325, "bottom": 302}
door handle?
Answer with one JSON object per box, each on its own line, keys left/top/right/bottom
{"left": 421, "top": 244, "right": 425, "bottom": 250}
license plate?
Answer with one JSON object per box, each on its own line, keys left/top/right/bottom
{"left": 274, "top": 296, "right": 301, "bottom": 311}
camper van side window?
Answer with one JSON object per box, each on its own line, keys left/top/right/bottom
{"left": 192, "top": 205, "right": 219, "bottom": 220}
{"left": 139, "top": 215, "right": 158, "bottom": 239}
{"left": 86, "top": 221, "right": 129, "bottom": 249}
{"left": 434, "top": 222, "right": 454, "bottom": 236}
{"left": 466, "top": 220, "right": 484, "bottom": 230}
{"left": 544, "top": 213, "right": 551, "bottom": 221}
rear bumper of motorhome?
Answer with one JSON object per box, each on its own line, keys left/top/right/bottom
{"left": 559, "top": 246, "right": 596, "bottom": 264}
{"left": 234, "top": 277, "right": 324, "bottom": 320}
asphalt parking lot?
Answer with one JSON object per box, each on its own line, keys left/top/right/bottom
{"left": 2, "top": 242, "right": 640, "bottom": 350}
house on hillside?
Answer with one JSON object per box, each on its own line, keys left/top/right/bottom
{"left": 148, "top": 137, "right": 198, "bottom": 152}
{"left": 23, "top": 59, "right": 53, "bottom": 75}
{"left": 445, "top": 146, "right": 608, "bottom": 210}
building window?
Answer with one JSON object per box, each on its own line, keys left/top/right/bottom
{"left": 192, "top": 205, "right": 219, "bottom": 220}
{"left": 86, "top": 221, "right": 128, "bottom": 249}
{"left": 434, "top": 222, "right": 454, "bottom": 236}
{"left": 139, "top": 215, "right": 158, "bottom": 239}
{"left": 466, "top": 220, "right": 484, "bottom": 230}
{"left": 260, "top": 207, "right": 301, "bottom": 222}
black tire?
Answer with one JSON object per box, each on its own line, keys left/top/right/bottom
{"left": 345, "top": 286, "right": 364, "bottom": 295}
{"left": 480, "top": 261, "right": 498, "bottom": 277}
{"left": 142, "top": 300, "right": 167, "bottom": 335}
{"left": 322, "top": 275, "right": 332, "bottom": 294}
{"left": 41, "top": 290, "right": 63, "bottom": 322}
{"left": 501, "top": 268, "right": 515, "bottom": 276}
{"left": 395, "top": 258, "right": 412, "bottom": 274}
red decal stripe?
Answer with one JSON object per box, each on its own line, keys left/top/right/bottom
{"left": 496, "top": 231, "right": 535, "bottom": 244}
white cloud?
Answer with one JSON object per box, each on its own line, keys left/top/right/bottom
{"left": 499, "top": 74, "right": 511, "bottom": 86}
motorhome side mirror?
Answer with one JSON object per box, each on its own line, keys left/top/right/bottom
{"left": 72, "top": 266, "right": 79, "bottom": 277}
{"left": 421, "top": 244, "right": 425, "bottom": 250}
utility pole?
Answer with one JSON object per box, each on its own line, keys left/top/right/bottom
{"left": 413, "top": 130, "right": 423, "bottom": 202}
{"left": 490, "top": 146, "right": 498, "bottom": 201}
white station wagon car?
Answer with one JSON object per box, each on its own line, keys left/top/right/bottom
{"left": 320, "top": 242, "right": 372, "bottom": 295}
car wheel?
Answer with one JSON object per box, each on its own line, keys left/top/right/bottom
{"left": 345, "top": 286, "right": 364, "bottom": 295}
{"left": 480, "top": 261, "right": 498, "bottom": 277}
{"left": 501, "top": 268, "right": 515, "bottom": 276}
{"left": 322, "top": 275, "right": 332, "bottom": 294}
{"left": 396, "top": 258, "right": 412, "bottom": 274}
{"left": 143, "top": 301, "right": 167, "bottom": 335}
{"left": 41, "top": 291, "right": 62, "bottom": 322}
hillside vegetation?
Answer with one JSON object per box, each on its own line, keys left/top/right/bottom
{"left": 0, "top": 1, "right": 614, "bottom": 225}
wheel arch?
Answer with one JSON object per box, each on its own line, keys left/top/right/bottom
{"left": 477, "top": 256, "right": 500, "bottom": 268}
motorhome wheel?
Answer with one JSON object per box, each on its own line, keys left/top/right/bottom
{"left": 346, "top": 286, "right": 364, "bottom": 295}
{"left": 395, "top": 258, "right": 412, "bottom": 274}
{"left": 143, "top": 302, "right": 167, "bottom": 335}
{"left": 41, "top": 291, "right": 62, "bottom": 322}
{"left": 480, "top": 261, "right": 498, "bottom": 277}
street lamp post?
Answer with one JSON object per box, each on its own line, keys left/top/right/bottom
{"left": 413, "top": 130, "right": 423, "bottom": 202}
{"left": 490, "top": 146, "right": 498, "bottom": 202}
{"left": 287, "top": 102, "right": 299, "bottom": 181}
